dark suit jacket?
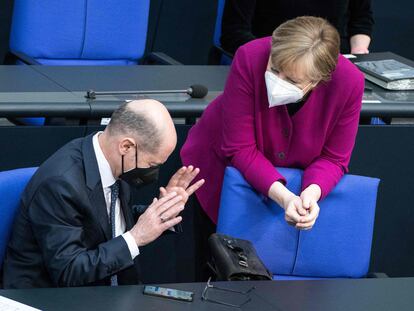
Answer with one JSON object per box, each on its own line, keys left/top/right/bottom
{"left": 3, "top": 134, "right": 141, "bottom": 288}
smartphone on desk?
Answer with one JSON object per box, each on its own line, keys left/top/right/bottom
{"left": 143, "top": 285, "right": 194, "bottom": 302}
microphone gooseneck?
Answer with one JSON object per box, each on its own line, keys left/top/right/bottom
{"left": 85, "top": 84, "right": 209, "bottom": 99}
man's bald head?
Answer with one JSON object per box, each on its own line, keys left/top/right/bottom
{"left": 106, "top": 100, "right": 177, "bottom": 154}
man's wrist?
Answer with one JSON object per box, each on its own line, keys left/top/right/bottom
{"left": 129, "top": 228, "right": 144, "bottom": 247}
{"left": 122, "top": 231, "right": 140, "bottom": 259}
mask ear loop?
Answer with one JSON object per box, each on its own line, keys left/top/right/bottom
{"left": 121, "top": 141, "right": 138, "bottom": 174}
{"left": 121, "top": 154, "right": 125, "bottom": 174}
{"left": 135, "top": 143, "right": 138, "bottom": 169}
{"left": 302, "top": 81, "right": 317, "bottom": 96}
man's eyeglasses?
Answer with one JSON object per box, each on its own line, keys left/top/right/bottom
{"left": 201, "top": 277, "right": 255, "bottom": 308}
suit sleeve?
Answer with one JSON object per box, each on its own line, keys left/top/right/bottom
{"left": 28, "top": 177, "right": 134, "bottom": 287}
{"left": 301, "top": 76, "right": 364, "bottom": 199}
{"left": 220, "top": 0, "right": 257, "bottom": 54}
{"left": 348, "top": 0, "right": 374, "bottom": 37}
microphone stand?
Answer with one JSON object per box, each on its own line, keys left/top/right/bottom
{"left": 85, "top": 89, "right": 191, "bottom": 99}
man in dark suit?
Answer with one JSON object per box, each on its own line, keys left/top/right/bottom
{"left": 2, "top": 100, "right": 204, "bottom": 288}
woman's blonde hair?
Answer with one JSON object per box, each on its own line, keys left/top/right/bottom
{"left": 271, "top": 16, "right": 340, "bottom": 83}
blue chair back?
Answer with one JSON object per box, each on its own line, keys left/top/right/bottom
{"left": 217, "top": 167, "right": 380, "bottom": 279}
{"left": 213, "top": 0, "right": 232, "bottom": 65}
{"left": 371, "top": 117, "right": 387, "bottom": 125}
{"left": 213, "top": 0, "right": 225, "bottom": 48}
{"left": 14, "top": 118, "right": 45, "bottom": 126}
{"left": 10, "top": 0, "right": 150, "bottom": 65}
{"left": 0, "top": 167, "right": 37, "bottom": 267}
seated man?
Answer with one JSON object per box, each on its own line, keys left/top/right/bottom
{"left": 2, "top": 100, "right": 204, "bottom": 288}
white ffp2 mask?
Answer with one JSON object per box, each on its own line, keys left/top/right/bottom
{"left": 265, "top": 71, "right": 305, "bottom": 107}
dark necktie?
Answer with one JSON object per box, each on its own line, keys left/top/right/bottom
{"left": 109, "top": 181, "right": 120, "bottom": 286}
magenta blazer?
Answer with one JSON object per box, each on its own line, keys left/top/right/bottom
{"left": 181, "top": 37, "right": 364, "bottom": 223}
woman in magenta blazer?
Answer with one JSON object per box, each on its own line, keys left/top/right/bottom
{"left": 181, "top": 17, "right": 364, "bottom": 276}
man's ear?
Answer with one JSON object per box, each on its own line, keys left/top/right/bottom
{"left": 119, "top": 137, "right": 136, "bottom": 155}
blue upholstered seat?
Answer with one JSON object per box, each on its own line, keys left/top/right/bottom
{"left": 10, "top": 0, "right": 150, "bottom": 65}
{"left": 9, "top": 1, "right": 150, "bottom": 125}
{"left": 217, "top": 167, "right": 380, "bottom": 279}
{"left": 212, "top": 0, "right": 232, "bottom": 65}
{"left": 0, "top": 167, "right": 37, "bottom": 267}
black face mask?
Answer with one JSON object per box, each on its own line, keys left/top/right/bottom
{"left": 119, "top": 144, "right": 160, "bottom": 188}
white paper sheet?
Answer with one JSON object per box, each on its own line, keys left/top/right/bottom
{"left": 0, "top": 296, "right": 41, "bottom": 311}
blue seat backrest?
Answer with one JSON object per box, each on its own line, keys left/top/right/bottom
{"left": 213, "top": 0, "right": 225, "bottom": 48}
{"left": 0, "top": 167, "right": 37, "bottom": 267}
{"left": 217, "top": 167, "right": 380, "bottom": 278}
{"left": 10, "top": 0, "right": 150, "bottom": 65}
{"left": 14, "top": 118, "right": 45, "bottom": 126}
{"left": 213, "top": 0, "right": 232, "bottom": 65}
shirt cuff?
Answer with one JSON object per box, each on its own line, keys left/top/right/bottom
{"left": 122, "top": 232, "right": 140, "bottom": 259}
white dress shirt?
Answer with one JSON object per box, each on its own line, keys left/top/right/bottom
{"left": 93, "top": 132, "right": 140, "bottom": 259}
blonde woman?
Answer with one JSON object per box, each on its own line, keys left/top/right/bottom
{"left": 181, "top": 16, "right": 364, "bottom": 279}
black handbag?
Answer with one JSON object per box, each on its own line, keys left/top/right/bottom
{"left": 208, "top": 233, "right": 272, "bottom": 281}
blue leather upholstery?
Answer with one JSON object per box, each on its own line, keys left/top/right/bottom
{"left": 10, "top": 0, "right": 150, "bottom": 125}
{"left": 213, "top": 0, "right": 225, "bottom": 48}
{"left": 371, "top": 117, "right": 386, "bottom": 125}
{"left": 213, "top": 0, "right": 232, "bottom": 65}
{"left": 34, "top": 59, "right": 138, "bottom": 66}
{"left": 0, "top": 167, "right": 37, "bottom": 267}
{"left": 217, "top": 167, "right": 380, "bottom": 279}
{"left": 273, "top": 275, "right": 334, "bottom": 281}
{"left": 10, "top": 0, "right": 150, "bottom": 65}
{"left": 14, "top": 118, "right": 46, "bottom": 126}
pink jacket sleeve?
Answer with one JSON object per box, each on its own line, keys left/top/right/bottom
{"left": 301, "top": 77, "right": 364, "bottom": 199}
{"left": 220, "top": 46, "right": 286, "bottom": 196}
